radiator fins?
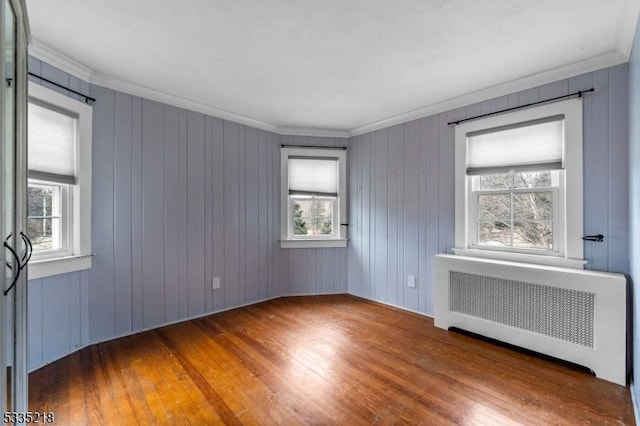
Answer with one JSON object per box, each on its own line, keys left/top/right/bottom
{"left": 449, "top": 271, "right": 595, "bottom": 347}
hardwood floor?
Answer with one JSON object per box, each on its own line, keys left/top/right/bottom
{"left": 29, "top": 295, "right": 634, "bottom": 425}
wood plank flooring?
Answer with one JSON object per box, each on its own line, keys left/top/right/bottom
{"left": 29, "top": 295, "right": 634, "bottom": 425}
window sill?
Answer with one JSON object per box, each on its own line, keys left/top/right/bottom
{"left": 453, "top": 248, "right": 587, "bottom": 270}
{"left": 281, "top": 239, "right": 348, "bottom": 249}
{"left": 28, "top": 254, "right": 93, "bottom": 280}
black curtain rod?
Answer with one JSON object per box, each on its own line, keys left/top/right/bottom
{"left": 281, "top": 144, "right": 347, "bottom": 150}
{"left": 28, "top": 72, "right": 96, "bottom": 104}
{"left": 447, "top": 88, "right": 595, "bottom": 126}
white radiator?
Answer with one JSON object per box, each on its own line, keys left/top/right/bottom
{"left": 434, "top": 254, "right": 627, "bottom": 385}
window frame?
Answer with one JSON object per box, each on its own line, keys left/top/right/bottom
{"left": 27, "top": 180, "right": 70, "bottom": 258}
{"left": 454, "top": 98, "right": 585, "bottom": 269}
{"left": 280, "top": 146, "right": 347, "bottom": 248}
{"left": 27, "top": 82, "right": 92, "bottom": 279}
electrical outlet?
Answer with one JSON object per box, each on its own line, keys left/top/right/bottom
{"left": 212, "top": 277, "right": 221, "bottom": 290}
{"left": 407, "top": 275, "right": 416, "bottom": 288}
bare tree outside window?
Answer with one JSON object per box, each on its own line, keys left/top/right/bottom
{"left": 477, "top": 171, "right": 554, "bottom": 250}
{"left": 27, "top": 185, "right": 58, "bottom": 251}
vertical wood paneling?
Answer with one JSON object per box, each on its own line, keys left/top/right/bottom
{"left": 237, "top": 126, "right": 247, "bottom": 303}
{"left": 362, "top": 134, "right": 372, "bottom": 298}
{"left": 539, "top": 80, "right": 569, "bottom": 101}
{"left": 607, "top": 64, "right": 630, "bottom": 274}
{"left": 113, "top": 92, "right": 133, "bottom": 336}
{"left": 141, "top": 100, "right": 166, "bottom": 328}
{"left": 131, "top": 96, "right": 144, "bottom": 331}
{"left": 322, "top": 249, "right": 335, "bottom": 293}
{"left": 186, "top": 112, "right": 206, "bottom": 317}
{"left": 27, "top": 279, "right": 43, "bottom": 371}
{"left": 439, "top": 109, "right": 459, "bottom": 254}
{"left": 42, "top": 274, "right": 71, "bottom": 364}
{"left": 403, "top": 120, "right": 421, "bottom": 312}
{"left": 418, "top": 118, "right": 428, "bottom": 313}
{"left": 40, "top": 62, "right": 70, "bottom": 98}
{"left": 88, "top": 84, "right": 115, "bottom": 342}
{"left": 258, "top": 131, "right": 269, "bottom": 300}
{"left": 211, "top": 118, "right": 225, "bottom": 310}
{"left": 307, "top": 249, "right": 317, "bottom": 294}
{"left": 244, "top": 127, "right": 260, "bottom": 302}
{"left": 519, "top": 87, "right": 539, "bottom": 105}
{"left": 586, "top": 70, "right": 611, "bottom": 271}
{"left": 386, "top": 126, "right": 400, "bottom": 306}
{"left": 395, "top": 126, "right": 406, "bottom": 306}
{"left": 163, "top": 106, "right": 181, "bottom": 322}
{"left": 490, "top": 95, "right": 509, "bottom": 114}
{"left": 223, "top": 121, "right": 241, "bottom": 307}
{"left": 374, "top": 129, "right": 388, "bottom": 300}
{"left": 68, "top": 270, "right": 82, "bottom": 351}
{"left": 348, "top": 135, "right": 362, "bottom": 296}
{"left": 80, "top": 270, "right": 90, "bottom": 347}
{"left": 204, "top": 117, "right": 214, "bottom": 312}
{"left": 423, "top": 115, "right": 440, "bottom": 315}
{"left": 178, "top": 110, "right": 189, "bottom": 318}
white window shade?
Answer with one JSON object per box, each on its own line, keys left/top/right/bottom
{"left": 466, "top": 116, "right": 564, "bottom": 175}
{"left": 28, "top": 101, "right": 77, "bottom": 184}
{"left": 288, "top": 157, "right": 338, "bottom": 197}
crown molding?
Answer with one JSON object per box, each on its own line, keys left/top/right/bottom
{"left": 276, "top": 126, "right": 349, "bottom": 138}
{"left": 29, "top": 40, "right": 93, "bottom": 81}
{"left": 90, "top": 71, "right": 350, "bottom": 137}
{"left": 29, "top": 39, "right": 631, "bottom": 139}
{"left": 90, "top": 71, "right": 285, "bottom": 134}
{"left": 348, "top": 49, "right": 629, "bottom": 137}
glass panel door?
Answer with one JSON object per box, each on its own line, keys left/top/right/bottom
{"left": 1, "top": 0, "right": 17, "bottom": 415}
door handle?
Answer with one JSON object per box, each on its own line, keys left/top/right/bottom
{"left": 20, "top": 232, "right": 32, "bottom": 265}
{"left": 3, "top": 233, "right": 32, "bottom": 296}
{"left": 4, "top": 234, "right": 22, "bottom": 296}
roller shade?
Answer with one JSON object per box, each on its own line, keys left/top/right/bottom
{"left": 288, "top": 156, "right": 338, "bottom": 197}
{"left": 28, "top": 101, "right": 77, "bottom": 184}
{"left": 466, "top": 115, "right": 564, "bottom": 175}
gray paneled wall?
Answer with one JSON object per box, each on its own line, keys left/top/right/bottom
{"left": 348, "top": 64, "right": 630, "bottom": 317}
{"left": 27, "top": 58, "right": 347, "bottom": 371}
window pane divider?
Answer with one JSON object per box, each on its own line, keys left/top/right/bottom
{"left": 473, "top": 187, "right": 555, "bottom": 195}
{"left": 27, "top": 215, "right": 62, "bottom": 219}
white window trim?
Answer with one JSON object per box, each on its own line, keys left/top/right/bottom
{"left": 27, "top": 82, "right": 92, "bottom": 279}
{"left": 454, "top": 98, "right": 585, "bottom": 269}
{"left": 280, "top": 147, "right": 347, "bottom": 249}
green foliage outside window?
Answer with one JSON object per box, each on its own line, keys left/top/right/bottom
{"left": 294, "top": 202, "right": 307, "bottom": 235}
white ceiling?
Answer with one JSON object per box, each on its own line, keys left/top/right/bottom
{"left": 26, "top": 0, "right": 640, "bottom": 136}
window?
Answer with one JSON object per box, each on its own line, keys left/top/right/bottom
{"left": 280, "top": 147, "right": 347, "bottom": 248}
{"left": 27, "top": 83, "right": 92, "bottom": 279}
{"left": 454, "top": 98, "right": 585, "bottom": 268}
